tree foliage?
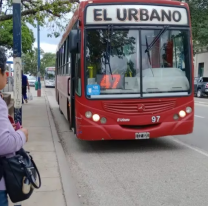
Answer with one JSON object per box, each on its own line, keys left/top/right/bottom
{"left": 86, "top": 30, "right": 136, "bottom": 75}
{"left": 40, "top": 52, "right": 56, "bottom": 73}
{"left": 177, "top": 0, "right": 208, "bottom": 51}
{"left": 22, "top": 48, "right": 43, "bottom": 75}
{"left": 0, "top": 0, "right": 76, "bottom": 38}
{"left": 22, "top": 49, "right": 56, "bottom": 76}
{"left": 0, "top": 19, "right": 35, "bottom": 54}
{"left": 86, "top": 30, "right": 136, "bottom": 62}
{"left": 1, "top": 0, "right": 208, "bottom": 54}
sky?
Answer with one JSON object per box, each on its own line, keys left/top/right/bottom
{"left": 1, "top": 0, "right": 73, "bottom": 63}
{"left": 5, "top": 4, "right": 74, "bottom": 63}
{"left": 30, "top": 24, "right": 61, "bottom": 53}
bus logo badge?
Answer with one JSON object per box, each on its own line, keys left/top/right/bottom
{"left": 137, "top": 104, "right": 145, "bottom": 111}
{"left": 117, "top": 118, "right": 130, "bottom": 122}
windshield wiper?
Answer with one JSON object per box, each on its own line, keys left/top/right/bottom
{"left": 104, "top": 25, "right": 113, "bottom": 79}
{"left": 144, "top": 26, "right": 169, "bottom": 77}
{"left": 145, "top": 36, "right": 152, "bottom": 66}
{"left": 145, "top": 36, "right": 154, "bottom": 77}
{"left": 145, "top": 26, "right": 169, "bottom": 54}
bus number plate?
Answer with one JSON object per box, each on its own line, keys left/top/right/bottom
{"left": 135, "top": 132, "right": 150, "bottom": 139}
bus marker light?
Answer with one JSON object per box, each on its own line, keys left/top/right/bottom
{"left": 100, "top": 117, "right": 107, "bottom": 124}
{"left": 85, "top": 111, "right": 92, "bottom": 118}
{"left": 179, "top": 110, "right": 186, "bottom": 118}
{"left": 173, "top": 114, "right": 179, "bottom": 120}
{"left": 92, "top": 114, "right": 100, "bottom": 122}
{"left": 186, "top": 107, "right": 192, "bottom": 114}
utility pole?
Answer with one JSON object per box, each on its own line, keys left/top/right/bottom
{"left": 13, "top": 1, "right": 22, "bottom": 204}
{"left": 37, "top": 22, "right": 41, "bottom": 97}
{"left": 13, "top": 0, "right": 22, "bottom": 125}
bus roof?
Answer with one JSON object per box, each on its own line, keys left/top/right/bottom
{"left": 57, "top": 0, "right": 188, "bottom": 51}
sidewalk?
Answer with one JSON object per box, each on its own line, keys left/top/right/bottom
{"left": 7, "top": 87, "right": 80, "bottom": 206}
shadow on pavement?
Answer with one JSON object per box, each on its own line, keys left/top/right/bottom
{"left": 73, "top": 137, "right": 182, "bottom": 154}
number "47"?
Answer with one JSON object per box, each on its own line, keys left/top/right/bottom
{"left": 100, "top": 75, "right": 121, "bottom": 89}
{"left": 152, "top": 116, "right": 160, "bottom": 123}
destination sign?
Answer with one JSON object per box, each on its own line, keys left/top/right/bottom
{"left": 47, "top": 67, "right": 55, "bottom": 71}
{"left": 86, "top": 5, "right": 188, "bottom": 25}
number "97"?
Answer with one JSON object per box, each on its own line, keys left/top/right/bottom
{"left": 152, "top": 116, "right": 160, "bottom": 123}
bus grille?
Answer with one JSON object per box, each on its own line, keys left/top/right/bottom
{"left": 103, "top": 100, "right": 176, "bottom": 115}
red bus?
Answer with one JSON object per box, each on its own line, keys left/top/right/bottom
{"left": 55, "top": 0, "right": 194, "bottom": 140}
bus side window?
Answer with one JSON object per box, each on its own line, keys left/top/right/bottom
{"left": 75, "top": 53, "right": 81, "bottom": 96}
{"left": 67, "top": 35, "right": 71, "bottom": 75}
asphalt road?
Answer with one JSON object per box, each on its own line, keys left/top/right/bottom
{"left": 45, "top": 87, "right": 208, "bottom": 206}
{"left": 175, "top": 98, "right": 208, "bottom": 152}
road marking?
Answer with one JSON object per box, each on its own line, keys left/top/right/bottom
{"left": 171, "top": 138, "right": 208, "bottom": 158}
{"left": 194, "top": 115, "right": 205, "bottom": 118}
{"left": 195, "top": 103, "right": 208, "bottom": 107}
{"left": 195, "top": 101, "right": 206, "bottom": 104}
{"left": 195, "top": 102, "right": 207, "bottom": 104}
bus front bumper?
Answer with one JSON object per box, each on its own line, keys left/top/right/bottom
{"left": 76, "top": 119, "right": 193, "bottom": 141}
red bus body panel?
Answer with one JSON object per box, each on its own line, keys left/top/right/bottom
{"left": 56, "top": 0, "right": 194, "bottom": 140}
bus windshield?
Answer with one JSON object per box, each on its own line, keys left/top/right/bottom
{"left": 85, "top": 29, "right": 191, "bottom": 98}
{"left": 45, "top": 70, "right": 55, "bottom": 80}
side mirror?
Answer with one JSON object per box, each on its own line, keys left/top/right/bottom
{"left": 69, "top": 30, "right": 81, "bottom": 53}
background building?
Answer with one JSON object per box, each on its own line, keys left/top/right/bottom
{"left": 194, "top": 47, "right": 208, "bottom": 77}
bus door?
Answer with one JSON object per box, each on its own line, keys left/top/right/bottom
{"left": 70, "top": 53, "right": 76, "bottom": 133}
{"left": 69, "top": 28, "right": 81, "bottom": 134}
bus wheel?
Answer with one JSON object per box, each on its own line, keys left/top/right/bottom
{"left": 197, "top": 89, "right": 202, "bottom": 98}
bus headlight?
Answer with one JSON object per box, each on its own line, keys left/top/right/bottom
{"left": 92, "top": 114, "right": 100, "bottom": 122}
{"left": 186, "top": 107, "right": 192, "bottom": 114}
{"left": 100, "top": 117, "right": 107, "bottom": 124}
{"left": 179, "top": 110, "right": 186, "bottom": 118}
{"left": 85, "top": 111, "right": 92, "bottom": 118}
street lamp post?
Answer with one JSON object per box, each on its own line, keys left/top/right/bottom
{"left": 13, "top": 0, "right": 22, "bottom": 126}
{"left": 37, "top": 22, "right": 41, "bottom": 97}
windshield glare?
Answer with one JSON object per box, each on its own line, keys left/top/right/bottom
{"left": 85, "top": 29, "right": 191, "bottom": 98}
{"left": 28, "top": 76, "right": 36, "bottom": 80}
{"left": 45, "top": 71, "right": 55, "bottom": 80}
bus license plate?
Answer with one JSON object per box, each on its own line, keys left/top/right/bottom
{"left": 135, "top": 132, "right": 150, "bottom": 139}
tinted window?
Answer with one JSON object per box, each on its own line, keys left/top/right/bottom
{"left": 203, "top": 78, "right": 208, "bottom": 82}
{"left": 75, "top": 53, "right": 81, "bottom": 96}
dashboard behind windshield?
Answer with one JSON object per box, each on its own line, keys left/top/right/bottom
{"left": 45, "top": 70, "right": 55, "bottom": 80}
{"left": 85, "top": 28, "right": 191, "bottom": 99}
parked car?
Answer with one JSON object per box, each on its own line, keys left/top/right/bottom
{"left": 27, "top": 76, "right": 37, "bottom": 86}
{"left": 194, "top": 77, "right": 208, "bottom": 97}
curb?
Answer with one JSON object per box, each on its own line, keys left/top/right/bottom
{"left": 45, "top": 95, "right": 81, "bottom": 206}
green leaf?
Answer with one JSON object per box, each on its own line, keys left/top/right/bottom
{"left": 0, "top": 0, "right": 73, "bottom": 39}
